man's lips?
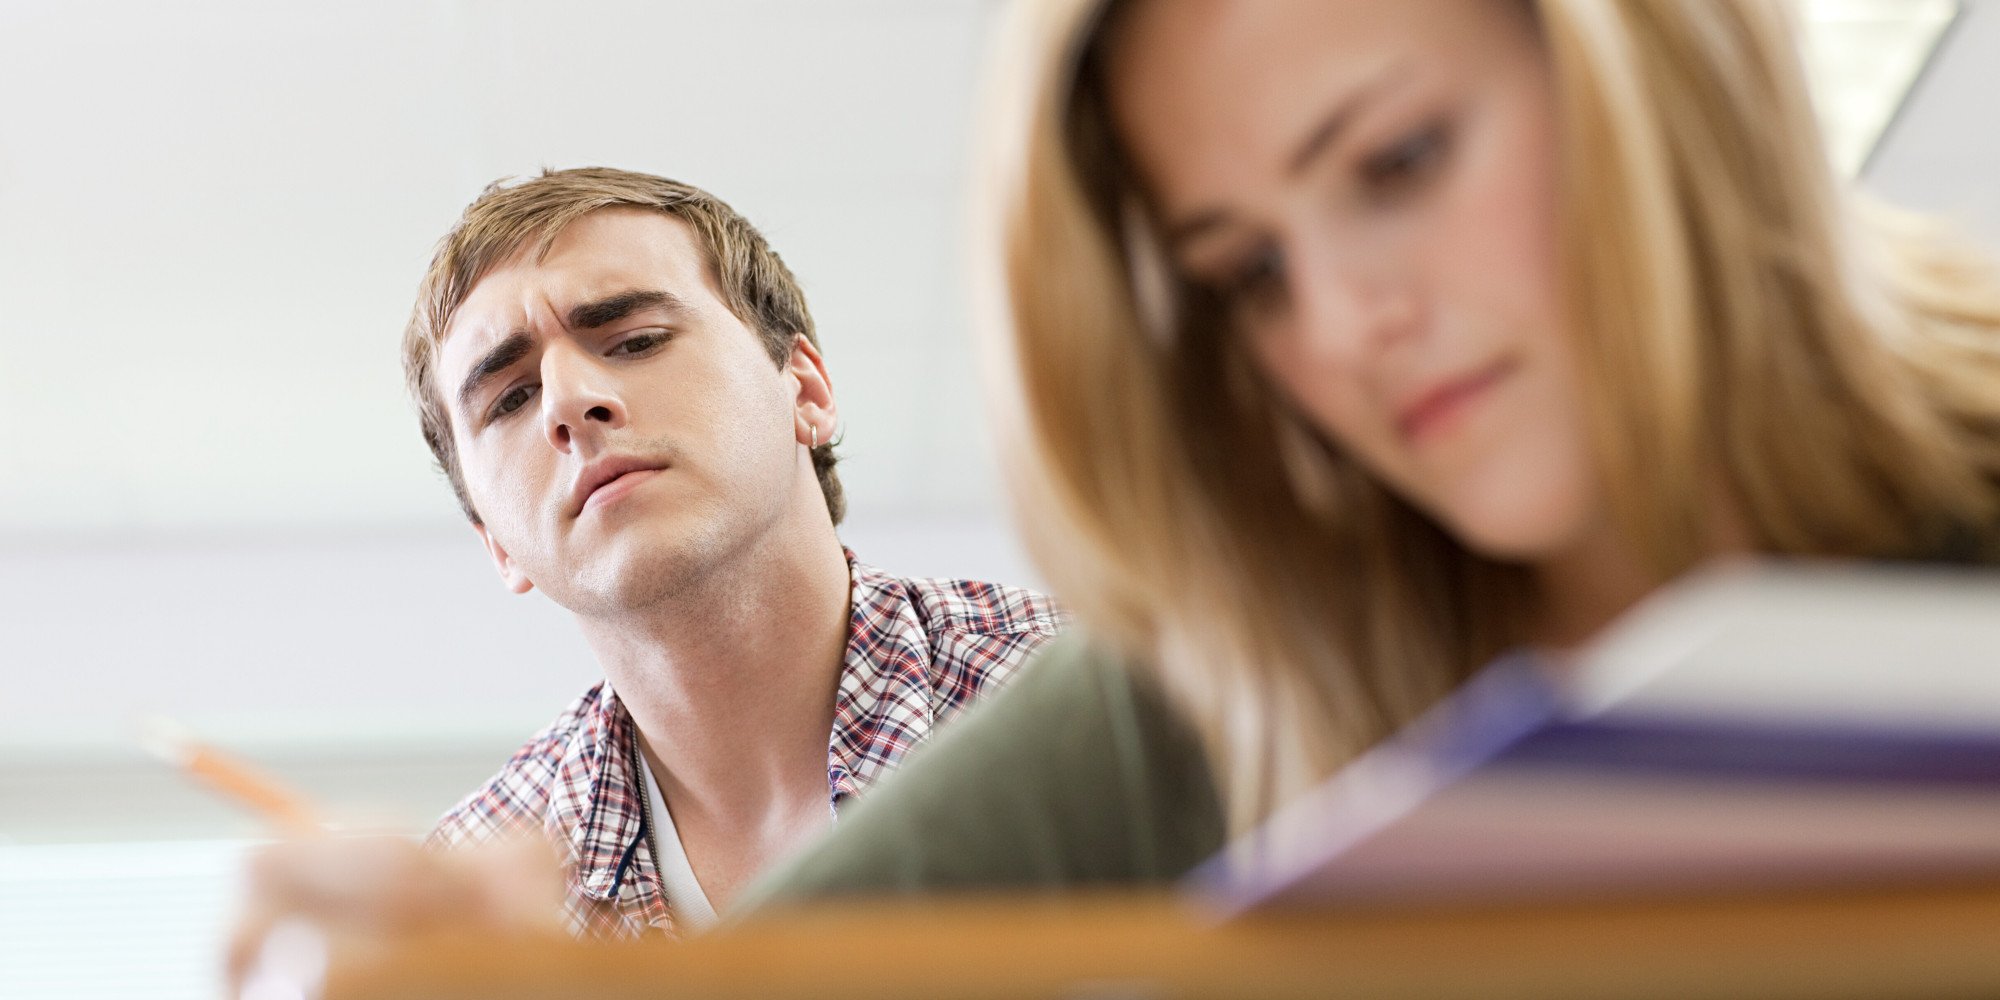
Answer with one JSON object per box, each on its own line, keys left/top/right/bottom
{"left": 582, "top": 468, "right": 661, "bottom": 513}
{"left": 569, "top": 457, "right": 669, "bottom": 516}
{"left": 1395, "top": 359, "right": 1517, "bottom": 443}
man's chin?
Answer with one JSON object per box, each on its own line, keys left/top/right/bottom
{"left": 549, "top": 534, "right": 723, "bottom": 617}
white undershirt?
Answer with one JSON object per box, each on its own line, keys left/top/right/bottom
{"left": 638, "top": 754, "right": 720, "bottom": 932}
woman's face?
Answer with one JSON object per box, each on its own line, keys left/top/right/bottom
{"left": 1108, "top": 0, "right": 1598, "bottom": 562}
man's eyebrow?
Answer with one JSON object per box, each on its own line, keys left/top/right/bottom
{"left": 456, "top": 330, "right": 536, "bottom": 415}
{"left": 566, "top": 289, "right": 684, "bottom": 330}
{"left": 1163, "top": 61, "right": 1413, "bottom": 254}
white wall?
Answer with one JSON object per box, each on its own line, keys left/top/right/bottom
{"left": 1862, "top": 0, "right": 2000, "bottom": 243}
{"left": 1856, "top": 1, "right": 2000, "bottom": 240}
{"left": 0, "top": 0, "right": 1034, "bottom": 847}
{"left": 0, "top": 0, "right": 1009, "bottom": 532}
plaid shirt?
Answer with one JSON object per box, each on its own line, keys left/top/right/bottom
{"left": 427, "top": 550, "right": 1062, "bottom": 938}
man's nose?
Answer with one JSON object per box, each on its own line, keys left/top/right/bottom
{"left": 539, "top": 344, "right": 626, "bottom": 454}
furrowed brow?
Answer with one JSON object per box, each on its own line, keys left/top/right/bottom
{"left": 566, "top": 289, "right": 683, "bottom": 330}
{"left": 456, "top": 331, "right": 535, "bottom": 415}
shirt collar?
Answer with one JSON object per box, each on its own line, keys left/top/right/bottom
{"left": 560, "top": 548, "right": 943, "bottom": 901}
{"left": 827, "top": 551, "right": 941, "bottom": 801}
{"left": 559, "top": 683, "right": 649, "bottom": 903}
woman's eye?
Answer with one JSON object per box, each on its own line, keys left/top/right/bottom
{"left": 1179, "top": 242, "right": 1288, "bottom": 327}
{"left": 1217, "top": 242, "right": 1287, "bottom": 314}
{"left": 1360, "top": 122, "right": 1451, "bottom": 199}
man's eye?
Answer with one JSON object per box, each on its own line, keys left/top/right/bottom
{"left": 1360, "top": 121, "right": 1451, "bottom": 199}
{"left": 611, "top": 332, "right": 669, "bottom": 356}
{"left": 491, "top": 383, "right": 537, "bottom": 420}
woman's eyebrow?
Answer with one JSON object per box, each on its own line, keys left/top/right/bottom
{"left": 1163, "top": 60, "right": 1414, "bottom": 255}
{"left": 1284, "top": 60, "right": 1414, "bottom": 177}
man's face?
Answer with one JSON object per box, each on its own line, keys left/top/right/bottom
{"left": 437, "top": 208, "right": 832, "bottom": 615}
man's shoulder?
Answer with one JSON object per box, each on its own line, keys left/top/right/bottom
{"left": 854, "top": 561, "right": 1068, "bottom": 713}
{"left": 426, "top": 682, "right": 610, "bottom": 850}
{"left": 874, "top": 566, "right": 1066, "bottom": 641}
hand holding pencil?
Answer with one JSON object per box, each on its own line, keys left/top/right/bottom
{"left": 138, "top": 717, "right": 565, "bottom": 998}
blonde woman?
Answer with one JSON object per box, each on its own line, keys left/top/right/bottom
{"left": 744, "top": 0, "right": 2000, "bottom": 898}
{"left": 228, "top": 0, "right": 2000, "bottom": 947}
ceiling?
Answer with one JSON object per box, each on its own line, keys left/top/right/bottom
{"left": 0, "top": 0, "right": 1004, "bottom": 536}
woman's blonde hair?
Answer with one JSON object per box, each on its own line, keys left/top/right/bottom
{"left": 982, "top": 0, "right": 2000, "bottom": 831}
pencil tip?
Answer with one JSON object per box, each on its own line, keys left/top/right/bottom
{"left": 133, "top": 713, "right": 198, "bottom": 766}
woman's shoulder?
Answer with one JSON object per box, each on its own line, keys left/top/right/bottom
{"left": 739, "top": 634, "right": 1226, "bottom": 908}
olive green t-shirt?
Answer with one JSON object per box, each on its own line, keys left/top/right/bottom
{"left": 739, "top": 636, "right": 1226, "bottom": 906}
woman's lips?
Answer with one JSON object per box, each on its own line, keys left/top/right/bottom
{"left": 1396, "top": 358, "right": 1518, "bottom": 444}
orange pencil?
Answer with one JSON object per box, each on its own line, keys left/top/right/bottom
{"left": 137, "top": 715, "right": 324, "bottom": 836}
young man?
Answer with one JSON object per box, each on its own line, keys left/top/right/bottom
{"left": 396, "top": 167, "right": 1060, "bottom": 937}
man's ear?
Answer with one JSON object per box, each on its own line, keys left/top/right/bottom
{"left": 785, "top": 333, "right": 837, "bottom": 445}
{"left": 473, "top": 523, "right": 535, "bottom": 595}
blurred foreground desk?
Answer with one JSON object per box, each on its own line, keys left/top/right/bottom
{"left": 325, "top": 882, "right": 2000, "bottom": 1000}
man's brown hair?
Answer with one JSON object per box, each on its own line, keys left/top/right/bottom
{"left": 403, "top": 167, "right": 843, "bottom": 525}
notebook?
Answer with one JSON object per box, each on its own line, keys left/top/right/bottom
{"left": 1197, "top": 560, "right": 2000, "bottom": 914}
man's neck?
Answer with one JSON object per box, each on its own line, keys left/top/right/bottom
{"left": 575, "top": 511, "right": 851, "bottom": 904}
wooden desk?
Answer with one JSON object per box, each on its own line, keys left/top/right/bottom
{"left": 325, "top": 882, "right": 2000, "bottom": 999}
